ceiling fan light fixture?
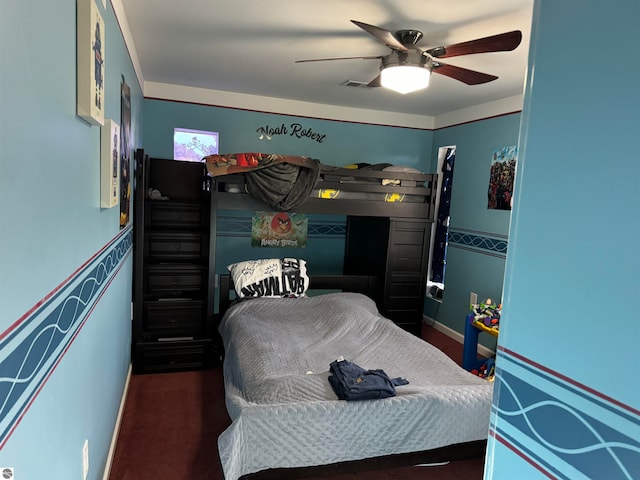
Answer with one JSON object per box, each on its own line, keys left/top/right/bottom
{"left": 380, "top": 65, "right": 430, "bottom": 94}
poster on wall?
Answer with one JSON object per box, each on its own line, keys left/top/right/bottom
{"left": 488, "top": 146, "right": 517, "bottom": 210}
{"left": 251, "top": 212, "right": 308, "bottom": 248}
{"left": 100, "top": 119, "right": 120, "bottom": 208}
{"left": 119, "top": 76, "right": 132, "bottom": 228}
{"left": 76, "top": 0, "right": 105, "bottom": 126}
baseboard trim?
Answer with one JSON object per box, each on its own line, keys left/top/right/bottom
{"left": 103, "top": 363, "right": 132, "bottom": 480}
{"left": 423, "top": 316, "right": 495, "bottom": 358}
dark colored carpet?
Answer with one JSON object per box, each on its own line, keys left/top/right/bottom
{"left": 109, "top": 324, "right": 485, "bottom": 479}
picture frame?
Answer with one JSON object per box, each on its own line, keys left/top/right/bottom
{"left": 77, "top": 0, "right": 105, "bottom": 126}
{"left": 119, "top": 77, "right": 132, "bottom": 228}
{"left": 487, "top": 146, "right": 517, "bottom": 211}
{"left": 251, "top": 211, "right": 308, "bottom": 248}
{"left": 100, "top": 119, "right": 120, "bottom": 208}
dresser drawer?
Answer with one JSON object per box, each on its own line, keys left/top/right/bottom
{"left": 385, "top": 294, "right": 424, "bottom": 310}
{"left": 390, "top": 221, "right": 427, "bottom": 244}
{"left": 146, "top": 232, "right": 207, "bottom": 261}
{"left": 145, "top": 264, "right": 205, "bottom": 295}
{"left": 389, "top": 271, "right": 423, "bottom": 285}
{"left": 388, "top": 221, "right": 427, "bottom": 272}
{"left": 146, "top": 201, "right": 204, "bottom": 229}
{"left": 382, "top": 305, "right": 422, "bottom": 335}
{"left": 390, "top": 319, "right": 422, "bottom": 336}
{"left": 389, "top": 255, "right": 425, "bottom": 272}
{"left": 390, "top": 243, "right": 424, "bottom": 259}
{"left": 133, "top": 339, "right": 213, "bottom": 374}
{"left": 143, "top": 300, "right": 204, "bottom": 337}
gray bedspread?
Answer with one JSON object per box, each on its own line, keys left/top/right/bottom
{"left": 218, "top": 292, "right": 493, "bottom": 479}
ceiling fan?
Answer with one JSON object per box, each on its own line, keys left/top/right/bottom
{"left": 295, "top": 20, "right": 522, "bottom": 94}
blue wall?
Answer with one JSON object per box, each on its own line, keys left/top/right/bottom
{"left": 143, "top": 98, "right": 435, "bottom": 286}
{"left": 4, "top": 2, "right": 637, "bottom": 478}
{"left": 143, "top": 99, "right": 433, "bottom": 168}
{"left": 485, "top": 1, "right": 640, "bottom": 478}
{"left": 142, "top": 99, "right": 521, "bottom": 328}
{"left": 425, "top": 113, "right": 521, "bottom": 350}
{"left": 0, "top": 1, "right": 142, "bottom": 478}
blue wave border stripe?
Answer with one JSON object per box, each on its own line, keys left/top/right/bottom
{"left": 216, "top": 215, "right": 346, "bottom": 238}
{"left": 0, "top": 228, "right": 133, "bottom": 448}
{"left": 491, "top": 426, "right": 568, "bottom": 479}
{"left": 448, "top": 229, "right": 508, "bottom": 258}
{"left": 492, "top": 349, "right": 640, "bottom": 479}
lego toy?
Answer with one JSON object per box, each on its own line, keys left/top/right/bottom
{"left": 470, "top": 297, "right": 501, "bottom": 332}
{"left": 471, "top": 357, "right": 496, "bottom": 381}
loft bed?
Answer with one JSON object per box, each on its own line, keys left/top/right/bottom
{"left": 217, "top": 270, "right": 493, "bottom": 480}
{"left": 205, "top": 153, "right": 438, "bottom": 219}
{"left": 207, "top": 153, "right": 439, "bottom": 336}
{"left": 205, "top": 156, "right": 490, "bottom": 477}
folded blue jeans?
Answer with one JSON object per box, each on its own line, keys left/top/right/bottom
{"left": 328, "top": 359, "right": 409, "bottom": 401}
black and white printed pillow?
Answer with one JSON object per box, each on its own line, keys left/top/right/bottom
{"left": 227, "top": 258, "right": 309, "bottom": 299}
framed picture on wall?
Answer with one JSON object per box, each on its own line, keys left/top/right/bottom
{"left": 119, "top": 76, "right": 132, "bottom": 229}
{"left": 488, "top": 146, "right": 517, "bottom": 210}
{"left": 100, "top": 119, "right": 120, "bottom": 208}
{"left": 251, "top": 211, "right": 308, "bottom": 248}
{"left": 76, "top": 0, "right": 105, "bottom": 126}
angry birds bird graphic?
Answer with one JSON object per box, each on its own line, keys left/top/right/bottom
{"left": 271, "top": 212, "right": 292, "bottom": 235}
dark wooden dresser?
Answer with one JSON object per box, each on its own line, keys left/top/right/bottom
{"left": 132, "top": 151, "right": 217, "bottom": 373}
{"left": 344, "top": 217, "right": 430, "bottom": 336}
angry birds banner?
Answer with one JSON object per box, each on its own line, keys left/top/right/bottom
{"left": 251, "top": 211, "right": 308, "bottom": 248}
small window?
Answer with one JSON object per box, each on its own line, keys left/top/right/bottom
{"left": 173, "top": 128, "right": 219, "bottom": 162}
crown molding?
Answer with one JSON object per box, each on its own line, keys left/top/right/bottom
{"left": 434, "top": 95, "right": 523, "bottom": 129}
{"left": 144, "top": 82, "right": 436, "bottom": 129}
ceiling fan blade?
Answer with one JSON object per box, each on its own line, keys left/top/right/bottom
{"left": 351, "top": 20, "right": 408, "bottom": 52}
{"left": 432, "top": 63, "right": 498, "bottom": 85}
{"left": 426, "top": 30, "right": 522, "bottom": 58}
{"left": 295, "top": 55, "right": 382, "bottom": 63}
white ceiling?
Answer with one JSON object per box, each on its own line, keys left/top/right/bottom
{"left": 120, "top": 0, "right": 534, "bottom": 117}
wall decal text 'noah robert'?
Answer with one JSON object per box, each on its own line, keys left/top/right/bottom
{"left": 257, "top": 123, "right": 326, "bottom": 143}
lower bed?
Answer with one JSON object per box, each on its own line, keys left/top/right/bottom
{"left": 217, "top": 290, "right": 493, "bottom": 479}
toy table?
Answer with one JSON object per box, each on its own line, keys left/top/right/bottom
{"left": 462, "top": 313, "right": 499, "bottom": 371}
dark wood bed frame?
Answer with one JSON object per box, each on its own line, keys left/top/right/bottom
{"left": 243, "top": 441, "right": 487, "bottom": 479}
{"left": 211, "top": 164, "right": 438, "bottom": 219}
{"left": 218, "top": 273, "right": 487, "bottom": 479}
{"left": 211, "top": 162, "right": 439, "bottom": 336}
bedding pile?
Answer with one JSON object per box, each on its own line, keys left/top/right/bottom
{"left": 204, "top": 154, "right": 429, "bottom": 209}
{"left": 218, "top": 292, "right": 493, "bottom": 479}
{"left": 204, "top": 153, "right": 320, "bottom": 211}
